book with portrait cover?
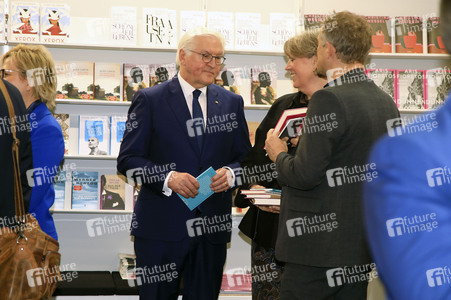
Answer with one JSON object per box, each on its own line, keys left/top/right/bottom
{"left": 250, "top": 66, "right": 277, "bottom": 105}
{"left": 56, "top": 61, "right": 94, "bottom": 100}
{"left": 110, "top": 115, "right": 127, "bottom": 156}
{"left": 71, "top": 171, "right": 98, "bottom": 210}
{"left": 394, "top": 16, "right": 424, "bottom": 53}
{"left": 216, "top": 68, "right": 244, "bottom": 96}
{"left": 365, "top": 16, "right": 392, "bottom": 53}
{"left": 142, "top": 8, "right": 177, "bottom": 48}
{"left": 207, "top": 11, "right": 234, "bottom": 49}
{"left": 179, "top": 10, "right": 206, "bottom": 38}
{"left": 94, "top": 63, "right": 121, "bottom": 101}
{"left": 149, "top": 63, "right": 176, "bottom": 87}
{"left": 100, "top": 174, "right": 126, "bottom": 210}
{"left": 123, "top": 64, "right": 150, "bottom": 101}
{"left": 235, "top": 12, "right": 262, "bottom": 50}
{"left": 53, "top": 113, "right": 70, "bottom": 154}
{"left": 53, "top": 170, "right": 66, "bottom": 210}
{"left": 366, "top": 69, "right": 397, "bottom": 106}
{"left": 110, "top": 6, "right": 137, "bottom": 46}
{"left": 269, "top": 13, "right": 296, "bottom": 52}
{"left": 396, "top": 70, "right": 426, "bottom": 109}
{"left": 79, "top": 115, "right": 110, "bottom": 156}
{"left": 10, "top": 2, "right": 40, "bottom": 43}
{"left": 427, "top": 17, "right": 447, "bottom": 54}
{"left": 425, "top": 69, "right": 451, "bottom": 109}
{"left": 40, "top": 4, "right": 70, "bottom": 44}
{"left": 303, "top": 14, "right": 328, "bottom": 32}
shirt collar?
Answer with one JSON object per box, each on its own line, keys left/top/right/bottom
{"left": 178, "top": 74, "right": 208, "bottom": 98}
{"left": 27, "top": 99, "right": 42, "bottom": 113}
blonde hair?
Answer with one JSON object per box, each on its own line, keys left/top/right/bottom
{"left": 284, "top": 30, "right": 320, "bottom": 59}
{"left": 1, "top": 44, "right": 57, "bottom": 112}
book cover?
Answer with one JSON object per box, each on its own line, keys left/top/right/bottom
{"left": 207, "top": 11, "right": 234, "bottom": 49}
{"left": 94, "top": 62, "right": 121, "bottom": 101}
{"left": 100, "top": 174, "right": 126, "bottom": 210}
{"left": 53, "top": 113, "right": 70, "bottom": 154}
{"left": 269, "top": 13, "right": 296, "bottom": 52}
{"left": 10, "top": 2, "right": 39, "bottom": 43}
{"left": 273, "top": 107, "right": 308, "bottom": 136}
{"left": 396, "top": 70, "right": 426, "bottom": 109}
{"left": 53, "top": 170, "right": 66, "bottom": 210}
{"left": 0, "top": 1, "right": 5, "bottom": 43}
{"left": 216, "top": 68, "right": 243, "bottom": 95}
{"left": 250, "top": 66, "right": 277, "bottom": 105}
{"left": 119, "top": 253, "right": 136, "bottom": 280}
{"left": 253, "top": 198, "right": 280, "bottom": 206}
{"left": 425, "top": 69, "right": 451, "bottom": 109}
{"left": 123, "top": 64, "right": 150, "bottom": 101}
{"left": 79, "top": 115, "right": 110, "bottom": 156}
{"left": 110, "top": 6, "right": 137, "bottom": 46}
{"left": 71, "top": 171, "right": 98, "bottom": 210}
{"left": 56, "top": 61, "right": 94, "bottom": 100}
{"left": 110, "top": 115, "right": 127, "bottom": 156}
{"left": 427, "top": 17, "right": 447, "bottom": 54}
{"left": 40, "top": 4, "right": 70, "bottom": 44}
{"left": 303, "top": 14, "right": 328, "bottom": 32}
{"left": 149, "top": 63, "right": 176, "bottom": 87}
{"left": 177, "top": 167, "right": 216, "bottom": 211}
{"left": 366, "top": 69, "right": 397, "bottom": 105}
{"left": 142, "top": 8, "right": 177, "bottom": 48}
{"left": 394, "top": 16, "right": 424, "bottom": 53}
{"left": 235, "top": 12, "right": 262, "bottom": 50}
{"left": 179, "top": 10, "right": 206, "bottom": 37}
{"left": 365, "top": 16, "right": 392, "bottom": 53}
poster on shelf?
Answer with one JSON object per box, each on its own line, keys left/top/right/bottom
{"left": 365, "top": 16, "right": 392, "bottom": 53}
{"left": 179, "top": 10, "right": 205, "bottom": 38}
{"left": 53, "top": 113, "right": 70, "bottom": 154}
{"left": 207, "top": 11, "right": 234, "bottom": 49}
{"left": 79, "top": 115, "right": 110, "bottom": 156}
{"left": 427, "top": 17, "right": 447, "bottom": 54}
{"left": 10, "top": 2, "right": 40, "bottom": 43}
{"left": 149, "top": 63, "right": 176, "bottom": 87}
{"left": 123, "top": 64, "right": 150, "bottom": 101}
{"left": 394, "top": 16, "right": 424, "bottom": 54}
{"left": 142, "top": 8, "right": 177, "bottom": 48}
{"left": 110, "top": 115, "right": 126, "bottom": 156}
{"left": 425, "top": 69, "right": 451, "bottom": 109}
{"left": 40, "top": 4, "right": 70, "bottom": 44}
{"left": 71, "top": 171, "right": 98, "bottom": 210}
{"left": 56, "top": 61, "right": 94, "bottom": 100}
{"left": 269, "top": 13, "right": 296, "bottom": 52}
{"left": 235, "top": 12, "right": 263, "bottom": 50}
{"left": 396, "top": 70, "right": 426, "bottom": 110}
{"left": 94, "top": 62, "right": 121, "bottom": 101}
{"left": 110, "top": 6, "right": 137, "bottom": 46}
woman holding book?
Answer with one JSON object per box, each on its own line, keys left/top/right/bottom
{"left": 235, "top": 31, "right": 327, "bottom": 299}
{"left": 1, "top": 45, "right": 64, "bottom": 240}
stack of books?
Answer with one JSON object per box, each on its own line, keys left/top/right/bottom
{"left": 119, "top": 253, "right": 136, "bottom": 280}
{"left": 240, "top": 189, "right": 281, "bottom": 206}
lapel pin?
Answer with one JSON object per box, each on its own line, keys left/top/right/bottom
{"left": 215, "top": 101, "right": 219, "bottom": 104}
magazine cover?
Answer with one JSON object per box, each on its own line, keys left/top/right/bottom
{"left": 71, "top": 171, "right": 98, "bottom": 210}
{"left": 207, "top": 11, "right": 234, "bottom": 49}
{"left": 111, "top": 6, "right": 137, "bottom": 46}
{"left": 269, "top": 13, "right": 296, "bottom": 52}
{"left": 365, "top": 16, "right": 392, "bottom": 53}
{"left": 427, "top": 17, "right": 447, "bottom": 54}
{"left": 40, "top": 4, "right": 70, "bottom": 44}
{"left": 149, "top": 63, "right": 176, "bottom": 87}
{"left": 250, "top": 66, "right": 277, "bottom": 105}
{"left": 56, "top": 61, "right": 94, "bottom": 100}
{"left": 366, "top": 69, "right": 397, "bottom": 105}
{"left": 396, "top": 70, "right": 426, "bottom": 109}
{"left": 100, "top": 174, "right": 126, "bottom": 210}
{"left": 123, "top": 64, "right": 150, "bottom": 101}
{"left": 94, "top": 63, "right": 121, "bottom": 101}
{"left": 10, "top": 2, "right": 39, "bottom": 43}
{"left": 142, "top": 8, "right": 177, "bottom": 48}
{"left": 53, "top": 170, "right": 66, "bottom": 210}
{"left": 216, "top": 68, "right": 243, "bottom": 95}
{"left": 235, "top": 12, "right": 262, "bottom": 50}
{"left": 179, "top": 10, "right": 205, "bottom": 37}
{"left": 394, "top": 16, "right": 424, "bottom": 53}
{"left": 426, "top": 69, "right": 451, "bottom": 109}
{"left": 110, "top": 115, "right": 127, "bottom": 156}
{"left": 53, "top": 113, "right": 70, "bottom": 154}
{"left": 79, "top": 115, "right": 110, "bottom": 156}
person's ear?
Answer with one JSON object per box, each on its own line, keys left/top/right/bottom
{"left": 179, "top": 49, "right": 186, "bottom": 66}
{"left": 325, "top": 41, "right": 337, "bottom": 59}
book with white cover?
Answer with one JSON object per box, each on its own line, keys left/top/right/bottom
{"left": 142, "top": 8, "right": 177, "bottom": 48}
{"left": 366, "top": 69, "right": 397, "bottom": 105}
{"left": 10, "top": 2, "right": 39, "bottom": 43}
{"left": 207, "top": 11, "right": 234, "bottom": 49}
{"left": 40, "top": 4, "right": 70, "bottom": 44}
{"left": 179, "top": 10, "right": 206, "bottom": 37}
{"left": 235, "top": 13, "right": 262, "bottom": 50}
{"left": 269, "top": 13, "right": 296, "bottom": 52}
{"left": 426, "top": 69, "right": 451, "bottom": 109}
{"left": 110, "top": 115, "right": 127, "bottom": 156}
{"left": 110, "top": 6, "right": 137, "bottom": 46}
{"left": 79, "top": 115, "right": 110, "bottom": 156}
{"left": 396, "top": 70, "right": 426, "bottom": 109}
{"left": 71, "top": 171, "right": 98, "bottom": 210}
{"left": 0, "top": 1, "right": 5, "bottom": 43}
{"left": 94, "top": 63, "right": 121, "bottom": 101}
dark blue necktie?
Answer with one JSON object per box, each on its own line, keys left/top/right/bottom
{"left": 192, "top": 89, "right": 204, "bottom": 150}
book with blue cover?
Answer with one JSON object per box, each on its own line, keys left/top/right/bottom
{"left": 177, "top": 167, "right": 216, "bottom": 211}
{"left": 71, "top": 171, "right": 99, "bottom": 210}
{"left": 53, "top": 170, "right": 66, "bottom": 209}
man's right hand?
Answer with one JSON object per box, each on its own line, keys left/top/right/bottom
{"left": 168, "top": 171, "right": 200, "bottom": 198}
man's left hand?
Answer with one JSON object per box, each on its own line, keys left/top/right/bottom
{"left": 265, "top": 129, "right": 288, "bottom": 162}
{"left": 210, "top": 168, "right": 231, "bottom": 193}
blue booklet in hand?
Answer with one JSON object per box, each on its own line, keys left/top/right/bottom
{"left": 177, "top": 167, "right": 216, "bottom": 211}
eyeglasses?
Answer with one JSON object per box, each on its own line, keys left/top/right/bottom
{"left": 0, "top": 69, "right": 25, "bottom": 79}
{"left": 189, "top": 50, "right": 226, "bottom": 65}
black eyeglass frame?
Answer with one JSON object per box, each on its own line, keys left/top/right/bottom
{"left": 188, "top": 50, "right": 226, "bottom": 65}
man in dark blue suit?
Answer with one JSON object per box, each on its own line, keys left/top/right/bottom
{"left": 117, "top": 28, "right": 251, "bottom": 299}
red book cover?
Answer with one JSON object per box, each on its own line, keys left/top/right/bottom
{"left": 427, "top": 17, "right": 447, "bottom": 54}
{"left": 273, "top": 108, "right": 308, "bottom": 137}
{"left": 394, "top": 16, "right": 424, "bottom": 53}
{"left": 365, "top": 16, "right": 392, "bottom": 53}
